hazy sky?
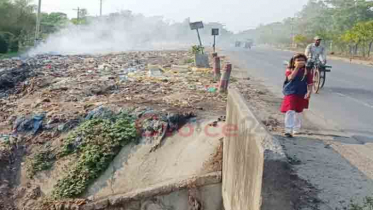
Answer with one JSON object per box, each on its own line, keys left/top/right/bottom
{"left": 32, "top": 0, "right": 309, "bottom": 32}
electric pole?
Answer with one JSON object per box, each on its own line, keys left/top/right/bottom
{"left": 100, "top": 0, "right": 103, "bottom": 16}
{"left": 290, "top": 17, "right": 294, "bottom": 48}
{"left": 73, "top": 7, "right": 80, "bottom": 24}
{"left": 35, "top": 0, "right": 42, "bottom": 45}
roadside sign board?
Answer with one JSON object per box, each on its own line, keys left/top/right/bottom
{"left": 190, "top": 21, "right": 204, "bottom": 30}
{"left": 212, "top": 28, "right": 219, "bottom": 36}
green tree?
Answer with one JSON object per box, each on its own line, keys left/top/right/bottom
{"left": 71, "top": 9, "right": 89, "bottom": 25}
{"left": 0, "top": 32, "right": 10, "bottom": 53}
{"left": 0, "top": 0, "right": 36, "bottom": 51}
{"left": 41, "top": 12, "right": 69, "bottom": 34}
{"left": 243, "top": 0, "right": 373, "bottom": 57}
{"left": 348, "top": 21, "right": 373, "bottom": 56}
{"left": 294, "top": 34, "right": 308, "bottom": 47}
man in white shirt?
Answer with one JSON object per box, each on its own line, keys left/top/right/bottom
{"left": 305, "top": 36, "right": 327, "bottom": 65}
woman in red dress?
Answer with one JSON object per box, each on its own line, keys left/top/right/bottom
{"left": 280, "top": 53, "right": 313, "bottom": 138}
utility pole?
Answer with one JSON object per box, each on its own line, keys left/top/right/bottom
{"left": 73, "top": 7, "right": 80, "bottom": 24}
{"left": 290, "top": 17, "right": 294, "bottom": 48}
{"left": 100, "top": 0, "right": 103, "bottom": 16}
{"left": 34, "top": 0, "right": 42, "bottom": 45}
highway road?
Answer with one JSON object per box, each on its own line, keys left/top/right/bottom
{"left": 225, "top": 47, "right": 373, "bottom": 142}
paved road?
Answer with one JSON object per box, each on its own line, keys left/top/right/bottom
{"left": 225, "top": 47, "right": 373, "bottom": 141}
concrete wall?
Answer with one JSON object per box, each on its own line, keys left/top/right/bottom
{"left": 222, "top": 89, "right": 288, "bottom": 210}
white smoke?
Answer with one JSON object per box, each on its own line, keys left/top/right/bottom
{"left": 28, "top": 12, "right": 230, "bottom": 55}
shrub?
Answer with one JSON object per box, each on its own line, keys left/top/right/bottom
{"left": 0, "top": 34, "right": 9, "bottom": 54}
{"left": 52, "top": 113, "right": 138, "bottom": 198}
{"left": 191, "top": 45, "right": 204, "bottom": 54}
{"left": 0, "top": 32, "right": 15, "bottom": 54}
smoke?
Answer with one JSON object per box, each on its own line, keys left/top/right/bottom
{"left": 28, "top": 12, "right": 232, "bottom": 55}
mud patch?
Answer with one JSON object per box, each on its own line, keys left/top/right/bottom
{"left": 203, "top": 138, "right": 223, "bottom": 173}
{"left": 0, "top": 144, "right": 26, "bottom": 210}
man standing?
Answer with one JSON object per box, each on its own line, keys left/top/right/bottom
{"left": 305, "top": 36, "right": 327, "bottom": 65}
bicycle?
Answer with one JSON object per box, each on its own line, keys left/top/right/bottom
{"left": 307, "top": 60, "right": 332, "bottom": 94}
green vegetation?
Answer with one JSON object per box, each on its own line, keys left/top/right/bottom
{"left": 0, "top": 52, "right": 20, "bottom": 59}
{"left": 184, "top": 58, "right": 195, "bottom": 64}
{"left": 40, "top": 12, "right": 69, "bottom": 34}
{"left": 340, "top": 197, "right": 373, "bottom": 210}
{"left": 25, "top": 111, "right": 139, "bottom": 199}
{"left": 191, "top": 45, "right": 205, "bottom": 54}
{"left": 0, "top": 0, "right": 36, "bottom": 53}
{"left": 27, "top": 149, "right": 56, "bottom": 178}
{"left": 243, "top": 0, "right": 373, "bottom": 57}
{"left": 294, "top": 34, "right": 308, "bottom": 48}
{"left": 51, "top": 112, "right": 138, "bottom": 198}
{"left": 0, "top": 0, "right": 89, "bottom": 54}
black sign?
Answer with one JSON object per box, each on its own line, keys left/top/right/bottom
{"left": 212, "top": 28, "right": 219, "bottom": 36}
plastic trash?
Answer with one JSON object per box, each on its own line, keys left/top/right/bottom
{"left": 0, "top": 134, "right": 10, "bottom": 143}
{"left": 119, "top": 75, "right": 128, "bottom": 82}
{"left": 85, "top": 106, "right": 114, "bottom": 120}
{"left": 148, "top": 68, "right": 163, "bottom": 77}
{"left": 207, "top": 87, "right": 217, "bottom": 93}
{"left": 14, "top": 113, "right": 46, "bottom": 135}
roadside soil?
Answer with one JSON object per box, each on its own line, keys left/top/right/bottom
{"left": 228, "top": 59, "right": 373, "bottom": 210}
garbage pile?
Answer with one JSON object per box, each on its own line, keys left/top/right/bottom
{"left": 1, "top": 51, "right": 227, "bottom": 132}
{"left": 0, "top": 50, "right": 228, "bottom": 209}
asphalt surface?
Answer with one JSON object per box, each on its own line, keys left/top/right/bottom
{"left": 225, "top": 47, "right": 373, "bottom": 141}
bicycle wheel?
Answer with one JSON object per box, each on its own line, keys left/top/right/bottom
{"left": 320, "top": 69, "right": 326, "bottom": 88}
{"left": 313, "top": 68, "right": 321, "bottom": 94}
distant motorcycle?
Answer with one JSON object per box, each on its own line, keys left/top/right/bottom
{"left": 244, "top": 42, "right": 252, "bottom": 49}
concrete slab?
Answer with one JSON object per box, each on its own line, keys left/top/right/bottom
{"left": 86, "top": 118, "right": 224, "bottom": 200}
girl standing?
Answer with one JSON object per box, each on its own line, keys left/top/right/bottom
{"left": 281, "top": 53, "right": 313, "bottom": 138}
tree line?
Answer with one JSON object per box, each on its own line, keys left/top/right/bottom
{"left": 241, "top": 0, "right": 373, "bottom": 57}
{"left": 0, "top": 0, "right": 90, "bottom": 54}
{"left": 1, "top": 1, "right": 233, "bottom": 55}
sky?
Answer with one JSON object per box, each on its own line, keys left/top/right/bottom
{"left": 32, "top": 0, "right": 309, "bottom": 33}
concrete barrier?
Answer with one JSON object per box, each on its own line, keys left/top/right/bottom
{"left": 222, "top": 89, "right": 289, "bottom": 210}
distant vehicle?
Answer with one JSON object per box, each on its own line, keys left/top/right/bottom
{"left": 244, "top": 42, "right": 252, "bottom": 49}
{"left": 235, "top": 41, "right": 242, "bottom": 47}
{"left": 235, "top": 39, "right": 253, "bottom": 49}
{"left": 244, "top": 39, "right": 254, "bottom": 49}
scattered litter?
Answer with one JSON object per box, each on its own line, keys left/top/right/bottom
{"left": 0, "top": 134, "right": 10, "bottom": 143}
{"left": 192, "top": 67, "right": 211, "bottom": 72}
{"left": 218, "top": 116, "right": 226, "bottom": 122}
{"left": 98, "top": 63, "right": 113, "bottom": 71}
{"left": 208, "top": 121, "right": 218, "bottom": 127}
{"left": 14, "top": 113, "right": 46, "bottom": 135}
{"left": 171, "top": 65, "right": 190, "bottom": 73}
{"left": 148, "top": 65, "right": 164, "bottom": 77}
{"left": 85, "top": 106, "right": 115, "bottom": 120}
{"left": 207, "top": 87, "right": 217, "bottom": 93}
